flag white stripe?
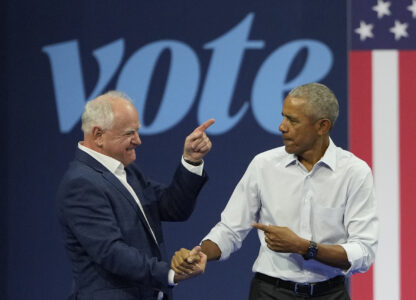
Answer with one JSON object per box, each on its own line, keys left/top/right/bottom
{"left": 372, "top": 50, "right": 400, "bottom": 300}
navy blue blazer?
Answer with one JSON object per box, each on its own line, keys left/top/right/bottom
{"left": 57, "top": 148, "right": 208, "bottom": 300}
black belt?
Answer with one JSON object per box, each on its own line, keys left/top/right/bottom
{"left": 255, "top": 273, "right": 345, "bottom": 297}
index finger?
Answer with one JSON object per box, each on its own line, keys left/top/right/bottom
{"left": 187, "top": 255, "right": 201, "bottom": 264}
{"left": 195, "top": 118, "right": 215, "bottom": 132}
{"left": 189, "top": 246, "right": 201, "bottom": 256}
{"left": 252, "top": 223, "right": 270, "bottom": 233}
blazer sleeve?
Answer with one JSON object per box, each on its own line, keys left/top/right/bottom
{"left": 136, "top": 163, "right": 208, "bottom": 222}
{"left": 58, "top": 174, "right": 171, "bottom": 292}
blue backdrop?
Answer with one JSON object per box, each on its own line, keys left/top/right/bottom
{"left": 2, "top": 1, "right": 347, "bottom": 299}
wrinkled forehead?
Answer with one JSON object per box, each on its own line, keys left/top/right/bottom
{"left": 111, "top": 98, "right": 137, "bottom": 114}
{"left": 283, "top": 96, "right": 318, "bottom": 118}
{"left": 111, "top": 100, "right": 140, "bottom": 125}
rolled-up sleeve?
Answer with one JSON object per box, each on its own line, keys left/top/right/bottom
{"left": 203, "top": 159, "right": 261, "bottom": 260}
{"left": 341, "top": 168, "right": 378, "bottom": 275}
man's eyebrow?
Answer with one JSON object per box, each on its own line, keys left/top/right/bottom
{"left": 282, "top": 112, "right": 296, "bottom": 119}
{"left": 124, "top": 128, "right": 138, "bottom": 134}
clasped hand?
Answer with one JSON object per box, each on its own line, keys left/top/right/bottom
{"left": 171, "top": 246, "right": 207, "bottom": 283}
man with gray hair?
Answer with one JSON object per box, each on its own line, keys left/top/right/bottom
{"left": 172, "top": 83, "right": 378, "bottom": 299}
{"left": 57, "top": 91, "right": 214, "bottom": 300}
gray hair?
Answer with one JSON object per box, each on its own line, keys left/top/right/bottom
{"left": 288, "top": 82, "right": 339, "bottom": 128}
{"left": 81, "top": 90, "right": 133, "bottom": 134}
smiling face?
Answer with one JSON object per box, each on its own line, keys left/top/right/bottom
{"left": 278, "top": 96, "right": 322, "bottom": 158}
{"left": 100, "top": 99, "right": 141, "bottom": 166}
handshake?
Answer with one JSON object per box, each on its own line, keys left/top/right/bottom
{"left": 171, "top": 246, "right": 207, "bottom": 283}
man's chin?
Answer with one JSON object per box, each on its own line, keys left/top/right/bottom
{"left": 123, "top": 153, "right": 136, "bottom": 166}
{"left": 284, "top": 145, "right": 294, "bottom": 154}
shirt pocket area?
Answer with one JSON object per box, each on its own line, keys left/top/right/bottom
{"left": 311, "top": 203, "right": 345, "bottom": 243}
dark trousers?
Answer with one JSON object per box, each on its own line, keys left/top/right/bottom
{"left": 249, "top": 275, "right": 350, "bottom": 300}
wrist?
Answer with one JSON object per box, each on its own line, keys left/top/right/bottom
{"left": 298, "top": 239, "right": 310, "bottom": 255}
{"left": 183, "top": 156, "right": 203, "bottom": 166}
{"left": 303, "top": 240, "right": 318, "bottom": 260}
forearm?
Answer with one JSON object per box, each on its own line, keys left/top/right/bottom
{"left": 315, "top": 244, "right": 351, "bottom": 270}
{"left": 254, "top": 222, "right": 351, "bottom": 270}
{"left": 297, "top": 239, "right": 351, "bottom": 270}
{"left": 158, "top": 164, "right": 208, "bottom": 221}
{"left": 201, "top": 240, "right": 221, "bottom": 261}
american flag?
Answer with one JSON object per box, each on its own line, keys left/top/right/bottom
{"left": 349, "top": 0, "right": 416, "bottom": 299}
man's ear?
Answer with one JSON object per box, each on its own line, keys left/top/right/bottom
{"left": 92, "top": 126, "right": 104, "bottom": 147}
{"left": 317, "top": 119, "right": 331, "bottom": 135}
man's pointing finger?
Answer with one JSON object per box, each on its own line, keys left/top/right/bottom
{"left": 252, "top": 223, "right": 270, "bottom": 233}
{"left": 195, "top": 119, "right": 215, "bottom": 132}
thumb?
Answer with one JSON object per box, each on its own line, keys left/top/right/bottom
{"left": 187, "top": 246, "right": 201, "bottom": 263}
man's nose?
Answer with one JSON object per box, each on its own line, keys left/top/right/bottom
{"left": 132, "top": 132, "right": 142, "bottom": 145}
{"left": 279, "top": 120, "right": 287, "bottom": 133}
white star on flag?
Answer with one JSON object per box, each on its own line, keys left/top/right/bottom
{"left": 355, "top": 21, "right": 374, "bottom": 41}
{"left": 372, "top": 0, "right": 391, "bottom": 19}
{"left": 408, "top": 0, "right": 416, "bottom": 18}
{"left": 390, "top": 20, "right": 409, "bottom": 40}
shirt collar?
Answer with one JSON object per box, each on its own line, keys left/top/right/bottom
{"left": 283, "top": 138, "right": 337, "bottom": 171}
{"left": 78, "top": 142, "right": 125, "bottom": 175}
{"left": 317, "top": 138, "right": 337, "bottom": 171}
{"left": 284, "top": 153, "right": 297, "bottom": 167}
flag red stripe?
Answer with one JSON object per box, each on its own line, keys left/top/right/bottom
{"left": 349, "top": 50, "right": 374, "bottom": 300}
{"left": 349, "top": 51, "right": 373, "bottom": 168}
{"left": 399, "top": 51, "right": 416, "bottom": 300}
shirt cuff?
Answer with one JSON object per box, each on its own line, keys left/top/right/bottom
{"left": 202, "top": 229, "right": 230, "bottom": 261}
{"left": 181, "top": 157, "right": 204, "bottom": 176}
{"left": 340, "top": 242, "right": 364, "bottom": 275}
{"left": 168, "top": 269, "right": 177, "bottom": 286}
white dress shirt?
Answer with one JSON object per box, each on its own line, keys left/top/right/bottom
{"left": 203, "top": 139, "right": 378, "bottom": 283}
{"left": 78, "top": 143, "right": 203, "bottom": 298}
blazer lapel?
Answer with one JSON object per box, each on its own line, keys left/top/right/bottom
{"left": 75, "top": 148, "right": 158, "bottom": 246}
{"left": 102, "top": 172, "right": 159, "bottom": 246}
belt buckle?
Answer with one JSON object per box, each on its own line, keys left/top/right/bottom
{"left": 294, "top": 282, "right": 315, "bottom": 296}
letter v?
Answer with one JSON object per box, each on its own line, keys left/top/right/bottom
{"left": 42, "top": 39, "right": 124, "bottom": 133}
